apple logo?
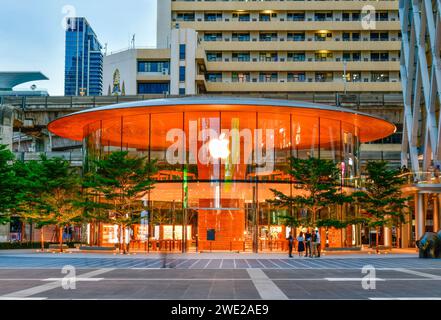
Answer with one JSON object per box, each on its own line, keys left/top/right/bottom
{"left": 208, "top": 133, "right": 230, "bottom": 159}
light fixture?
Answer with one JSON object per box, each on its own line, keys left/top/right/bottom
{"left": 209, "top": 133, "right": 230, "bottom": 159}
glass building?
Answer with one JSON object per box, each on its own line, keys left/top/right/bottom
{"left": 48, "top": 97, "right": 395, "bottom": 252}
{"left": 65, "top": 17, "right": 103, "bottom": 96}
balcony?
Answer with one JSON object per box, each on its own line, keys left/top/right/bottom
{"left": 205, "top": 81, "right": 402, "bottom": 92}
{"left": 172, "top": 1, "right": 399, "bottom": 12}
{"left": 178, "top": 21, "right": 400, "bottom": 32}
{"left": 205, "top": 61, "right": 400, "bottom": 72}
{"left": 201, "top": 40, "right": 401, "bottom": 51}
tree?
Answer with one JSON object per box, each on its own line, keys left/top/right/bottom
{"left": 354, "top": 161, "right": 409, "bottom": 253}
{"left": 83, "top": 151, "right": 156, "bottom": 254}
{"left": 268, "top": 157, "right": 351, "bottom": 226}
{"left": 14, "top": 156, "right": 83, "bottom": 252}
{"left": 0, "top": 145, "right": 15, "bottom": 225}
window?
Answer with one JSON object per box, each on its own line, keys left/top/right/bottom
{"left": 138, "top": 61, "right": 170, "bottom": 73}
{"left": 259, "top": 52, "right": 278, "bottom": 62}
{"left": 179, "top": 88, "right": 186, "bottom": 96}
{"left": 179, "top": 44, "right": 186, "bottom": 60}
{"left": 287, "top": 72, "right": 306, "bottom": 82}
{"left": 371, "top": 52, "right": 389, "bottom": 61}
{"left": 207, "top": 73, "right": 222, "bottom": 82}
{"left": 204, "top": 12, "right": 222, "bottom": 22}
{"left": 204, "top": 33, "right": 222, "bottom": 41}
{"left": 207, "top": 52, "right": 222, "bottom": 62}
{"left": 287, "top": 12, "right": 305, "bottom": 21}
{"left": 232, "top": 52, "right": 250, "bottom": 62}
{"left": 315, "top": 72, "right": 333, "bottom": 82}
{"left": 233, "top": 12, "right": 250, "bottom": 21}
{"left": 371, "top": 72, "right": 389, "bottom": 82}
{"left": 176, "top": 12, "right": 195, "bottom": 21}
{"left": 287, "top": 32, "right": 305, "bottom": 41}
{"left": 259, "top": 72, "right": 278, "bottom": 82}
{"left": 138, "top": 83, "right": 169, "bottom": 94}
{"left": 179, "top": 66, "right": 186, "bottom": 82}
{"left": 260, "top": 33, "right": 277, "bottom": 41}
{"left": 375, "top": 12, "right": 389, "bottom": 21}
{"left": 342, "top": 52, "right": 361, "bottom": 62}
{"left": 232, "top": 33, "right": 250, "bottom": 41}
{"left": 259, "top": 13, "right": 271, "bottom": 21}
{"left": 370, "top": 32, "right": 389, "bottom": 41}
{"left": 287, "top": 52, "right": 305, "bottom": 62}
{"left": 315, "top": 52, "right": 333, "bottom": 61}
{"left": 315, "top": 33, "right": 327, "bottom": 41}
{"left": 232, "top": 72, "right": 250, "bottom": 83}
{"left": 315, "top": 12, "right": 333, "bottom": 21}
{"left": 343, "top": 72, "right": 361, "bottom": 83}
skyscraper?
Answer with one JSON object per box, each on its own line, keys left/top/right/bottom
{"left": 64, "top": 17, "right": 103, "bottom": 96}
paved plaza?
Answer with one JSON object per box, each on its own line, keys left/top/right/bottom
{"left": 0, "top": 251, "right": 440, "bottom": 300}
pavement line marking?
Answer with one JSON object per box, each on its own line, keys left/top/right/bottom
{"left": 233, "top": 259, "right": 237, "bottom": 269}
{"left": 0, "top": 297, "right": 47, "bottom": 300}
{"left": 246, "top": 268, "right": 288, "bottom": 300}
{"left": 0, "top": 268, "right": 114, "bottom": 299}
{"left": 325, "top": 278, "right": 386, "bottom": 282}
{"left": 391, "top": 268, "right": 441, "bottom": 279}
{"left": 203, "top": 259, "right": 212, "bottom": 269}
{"left": 42, "top": 278, "right": 104, "bottom": 282}
{"left": 369, "top": 297, "right": 441, "bottom": 300}
{"left": 255, "top": 260, "right": 266, "bottom": 269}
{"left": 244, "top": 259, "right": 252, "bottom": 269}
{"left": 220, "top": 259, "right": 224, "bottom": 269}
{"left": 189, "top": 259, "right": 201, "bottom": 269}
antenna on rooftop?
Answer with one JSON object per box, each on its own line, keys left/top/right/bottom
{"left": 104, "top": 43, "right": 108, "bottom": 56}
{"left": 131, "top": 34, "right": 136, "bottom": 49}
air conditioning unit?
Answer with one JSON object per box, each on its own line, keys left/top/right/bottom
{"left": 162, "top": 68, "right": 169, "bottom": 75}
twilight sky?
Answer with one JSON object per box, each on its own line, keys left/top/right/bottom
{"left": 0, "top": 0, "right": 157, "bottom": 95}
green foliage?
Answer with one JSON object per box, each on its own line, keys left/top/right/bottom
{"left": 13, "top": 155, "right": 83, "bottom": 230}
{"left": 0, "top": 242, "right": 82, "bottom": 250}
{"left": 268, "top": 157, "right": 351, "bottom": 223}
{"left": 0, "top": 144, "right": 15, "bottom": 224}
{"left": 354, "top": 161, "right": 409, "bottom": 228}
{"left": 83, "top": 151, "right": 157, "bottom": 251}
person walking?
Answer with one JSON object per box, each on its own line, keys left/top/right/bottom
{"left": 305, "top": 229, "right": 312, "bottom": 257}
{"left": 297, "top": 232, "right": 305, "bottom": 257}
{"left": 287, "top": 232, "right": 294, "bottom": 258}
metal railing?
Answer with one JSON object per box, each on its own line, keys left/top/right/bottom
{"left": 0, "top": 93, "right": 404, "bottom": 110}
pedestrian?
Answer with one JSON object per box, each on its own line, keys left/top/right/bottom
{"left": 305, "top": 229, "right": 312, "bottom": 257}
{"left": 287, "top": 232, "right": 294, "bottom": 258}
{"left": 297, "top": 232, "right": 305, "bottom": 257}
{"left": 315, "top": 229, "right": 321, "bottom": 258}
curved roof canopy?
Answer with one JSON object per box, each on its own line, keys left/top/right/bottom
{"left": 48, "top": 97, "right": 396, "bottom": 144}
{"left": 0, "top": 72, "right": 49, "bottom": 90}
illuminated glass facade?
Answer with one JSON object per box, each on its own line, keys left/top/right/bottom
{"left": 49, "top": 98, "right": 395, "bottom": 252}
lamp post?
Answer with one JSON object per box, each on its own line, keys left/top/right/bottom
{"left": 343, "top": 61, "right": 348, "bottom": 95}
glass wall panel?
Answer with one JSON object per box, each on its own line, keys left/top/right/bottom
{"left": 151, "top": 113, "right": 184, "bottom": 180}
{"left": 122, "top": 114, "right": 149, "bottom": 158}
{"left": 184, "top": 112, "right": 220, "bottom": 181}
{"left": 101, "top": 118, "right": 123, "bottom": 154}
{"left": 292, "top": 115, "right": 319, "bottom": 159}
{"left": 258, "top": 182, "right": 291, "bottom": 252}
{"left": 319, "top": 118, "right": 342, "bottom": 162}
{"left": 220, "top": 112, "right": 256, "bottom": 181}
{"left": 257, "top": 113, "right": 291, "bottom": 181}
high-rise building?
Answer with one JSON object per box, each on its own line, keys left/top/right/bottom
{"left": 157, "top": 0, "right": 401, "bottom": 95}
{"left": 64, "top": 17, "right": 103, "bottom": 96}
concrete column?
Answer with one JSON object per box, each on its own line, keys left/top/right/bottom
{"left": 434, "top": 195, "right": 440, "bottom": 232}
{"left": 415, "top": 193, "right": 425, "bottom": 241}
{"left": 384, "top": 225, "right": 392, "bottom": 248}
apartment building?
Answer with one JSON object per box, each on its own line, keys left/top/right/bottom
{"left": 155, "top": 0, "right": 401, "bottom": 94}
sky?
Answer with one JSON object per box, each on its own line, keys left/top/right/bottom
{"left": 0, "top": 0, "right": 157, "bottom": 95}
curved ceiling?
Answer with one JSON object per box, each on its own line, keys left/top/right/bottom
{"left": 48, "top": 97, "right": 396, "bottom": 145}
{"left": 0, "top": 72, "right": 49, "bottom": 90}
